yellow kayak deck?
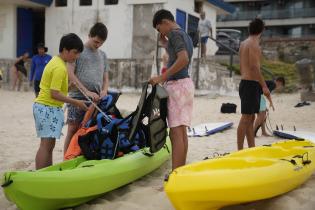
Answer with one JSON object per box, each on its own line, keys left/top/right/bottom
{"left": 164, "top": 140, "right": 315, "bottom": 210}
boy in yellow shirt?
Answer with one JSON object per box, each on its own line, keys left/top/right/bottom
{"left": 33, "top": 33, "right": 88, "bottom": 169}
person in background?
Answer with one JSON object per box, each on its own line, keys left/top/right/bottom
{"left": 254, "top": 77, "right": 285, "bottom": 136}
{"left": 11, "top": 52, "right": 29, "bottom": 91}
{"left": 198, "top": 11, "right": 212, "bottom": 59}
{"left": 30, "top": 43, "right": 52, "bottom": 97}
{"left": 0, "top": 68, "right": 3, "bottom": 88}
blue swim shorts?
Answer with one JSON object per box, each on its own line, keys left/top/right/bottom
{"left": 259, "top": 95, "right": 267, "bottom": 112}
{"left": 201, "top": 36, "right": 208, "bottom": 44}
{"left": 33, "top": 103, "right": 64, "bottom": 139}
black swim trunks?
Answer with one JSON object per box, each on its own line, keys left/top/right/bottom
{"left": 16, "top": 65, "right": 27, "bottom": 77}
{"left": 34, "top": 80, "right": 40, "bottom": 94}
{"left": 239, "top": 80, "right": 261, "bottom": 114}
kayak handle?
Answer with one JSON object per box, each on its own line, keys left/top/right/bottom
{"left": 164, "top": 143, "right": 170, "bottom": 154}
{"left": 143, "top": 151, "right": 154, "bottom": 157}
{"left": 280, "top": 158, "right": 297, "bottom": 165}
{"left": 293, "top": 152, "right": 312, "bottom": 165}
{"left": 81, "top": 165, "right": 95, "bottom": 168}
{"left": 1, "top": 180, "right": 13, "bottom": 188}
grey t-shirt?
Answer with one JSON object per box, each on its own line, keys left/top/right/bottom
{"left": 167, "top": 28, "right": 193, "bottom": 81}
{"left": 198, "top": 19, "right": 212, "bottom": 37}
{"left": 69, "top": 46, "right": 109, "bottom": 98}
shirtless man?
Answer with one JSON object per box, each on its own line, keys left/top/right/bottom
{"left": 237, "top": 18, "right": 273, "bottom": 150}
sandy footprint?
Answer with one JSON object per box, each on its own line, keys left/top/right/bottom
{"left": 9, "top": 160, "right": 32, "bottom": 170}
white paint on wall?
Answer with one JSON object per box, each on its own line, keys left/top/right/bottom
{"left": 127, "top": 0, "right": 167, "bottom": 4}
{"left": 0, "top": 4, "right": 16, "bottom": 59}
{"left": 100, "top": 3, "right": 133, "bottom": 59}
{"left": 0, "top": 0, "right": 221, "bottom": 59}
{"left": 45, "top": 0, "right": 133, "bottom": 59}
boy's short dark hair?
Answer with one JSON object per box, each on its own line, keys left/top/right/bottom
{"left": 89, "top": 22, "right": 108, "bottom": 41}
{"left": 152, "top": 9, "right": 174, "bottom": 28}
{"left": 59, "top": 33, "right": 83, "bottom": 53}
{"left": 276, "top": 76, "right": 285, "bottom": 86}
{"left": 249, "top": 18, "right": 265, "bottom": 35}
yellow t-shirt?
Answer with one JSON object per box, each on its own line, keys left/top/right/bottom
{"left": 35, "top": 56, "right": 68, "bottom": 107}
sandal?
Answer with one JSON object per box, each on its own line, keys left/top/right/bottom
{"left": 303, "top": 101, "right": 311, "bottom": 106}
{"left": 294, "top": 102, "right": 304, "bottom": 108}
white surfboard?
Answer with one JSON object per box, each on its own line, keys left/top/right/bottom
{"left": 273, "top": 130, "right": 315, "bottom": 142}
{"left": 187, "top": 122, "right": 233, "bottom": 137}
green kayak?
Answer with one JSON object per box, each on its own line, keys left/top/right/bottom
{"left": 2, "top": 140, "right": 171, "bottom": 210}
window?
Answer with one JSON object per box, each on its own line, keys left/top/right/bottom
{"left": 55, "top": 0, "right": 67, "bottom": 7}
{"left": 289, "top": 26, "right": 302, "bottom": 38}
{"left": 105, "top": 0, "right": 118, "bottom": 5}
{"left": 278, "top": 0, "right": 285, "bottom": 5}
{"left": 248, "top": 2, "right": 255, "bottom": 7}
{"left": 188, "top": 14, "right": 199, "bottom": 34}
{"left": 194, "top": 1, "right": 203, "bottom": 13}
{"left": 188, "top": 14, "right": 199, "bottom": 47}
{"left": 80, "top": 0, "right": 92, "bottom": 6}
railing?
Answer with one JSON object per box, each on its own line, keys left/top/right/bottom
{"left": 153, "top": 33, "right": 274, "bottom": 89}
{"left": 208, "top": 36, "right": 274, "bottom": 79}
{"left": 262, "top": 35, "right": 315, "bottom": 40}
{"left": 218, "top": 7, "right": 315, "bottom": 21}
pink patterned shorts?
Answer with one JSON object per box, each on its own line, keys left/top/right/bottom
{"left": 164, "top": 78, "right": 194, "bottom": 128}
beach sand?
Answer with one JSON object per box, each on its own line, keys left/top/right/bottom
{"left": 1, "top": 89, "right": 315, "bottom": 210}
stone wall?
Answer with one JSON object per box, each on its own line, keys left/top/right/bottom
{"left": 108, "top": 59, "right": 153, "bottom": 89}
{"left": 191, "top": 60, "right": 239, "bottom": 96}
{"left": 0, "top": 59, "right": 14, "bottom": 87}
{"left": 0, "top": 58, "right": 240, "bottom": 95}
{"left": 0, "top": 59, "right": 31, "bottom": 90}
{"left": 108, "top": 58, "right": 240, "bottom": 95}
{"left": 262, "top": 37, "right": 315, "bottom": 63}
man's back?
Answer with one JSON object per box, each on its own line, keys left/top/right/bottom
{"left": 198, "top": 19, "right": 211, "bottom": 37}
{"left": 239, "top": 37, "right": 261, "bottom": 81}
{"left": 166, "top": 29, "right": 193, "bottom": 81}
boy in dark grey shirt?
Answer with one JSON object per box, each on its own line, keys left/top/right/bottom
{"left": 150, "top": 9, "right": 194, "bottom": 170}
{"left": 64, "top": 23, "right": 109, "bottom": 154}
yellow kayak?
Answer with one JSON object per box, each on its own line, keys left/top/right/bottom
{"left": 164, "top": 140, "right": 315, "bottom": 210}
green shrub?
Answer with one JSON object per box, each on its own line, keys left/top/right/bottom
{"left": 219, "top": 62, "right": 240, "bottom": 75}
{"left": 219, "top": 60, "right": 298, "bottom": 93}
{"left": 261, "top": 60, "right": 298, "bottom": 93}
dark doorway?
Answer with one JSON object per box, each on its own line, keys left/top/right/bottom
{"left": 32, "top": 9, "right": 45, "bottom": 55}
{"left": 188, "top": 14, "right": 199, "bottom": 48}
{"left": 17, "top": 8, "right": 45, "bottom": 57}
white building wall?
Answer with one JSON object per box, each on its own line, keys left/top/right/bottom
{"left": 45, "top": 0, "right": 133, "bottom": 59}
{"left": 218, "top": 17, "right": 315, "bottom": 28}
{"left": 0, "top": 4, "right": 16, "bottom": 59}
{"left": 203, "top": 3, "right": 219, "bottom": 55}
{"left": 0, "top": 0, "right": 224, "bottom": 59}
{"left": 164, "top": 0, "right": 218, "bottom": 56}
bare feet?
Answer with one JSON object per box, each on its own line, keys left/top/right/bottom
{"left": 262, "top": 132, "right": 271, "bottom": 137}
{"left": 154, "top": 186, "right": 164, "bottom": 192}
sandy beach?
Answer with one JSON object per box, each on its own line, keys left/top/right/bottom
{"left": 1, "top": 89, "right": 315, "bottom": 210}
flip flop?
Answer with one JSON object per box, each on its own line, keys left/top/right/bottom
{"left": 303, "top": 101, "right": 311, "bottom": 106}
{"left": 294, "top": 102, "right": 304, "bottom": 108}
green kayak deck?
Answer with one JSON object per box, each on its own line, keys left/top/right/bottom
{"left": 2, "top": 140, "right": 171, "bottom": 210}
